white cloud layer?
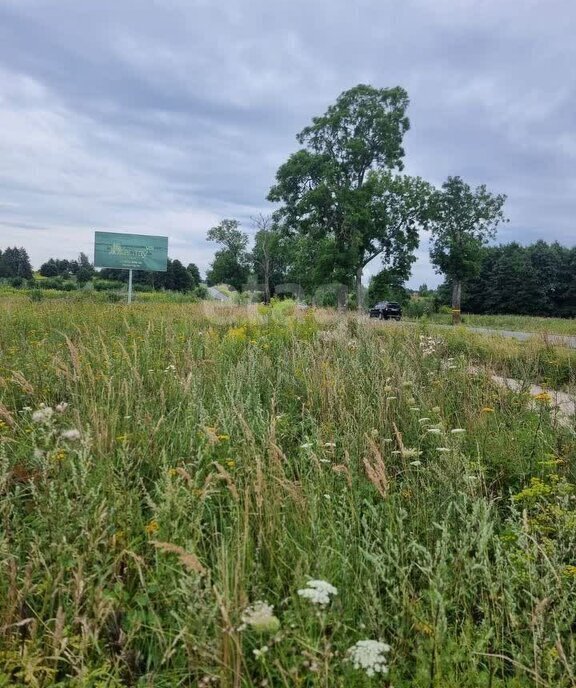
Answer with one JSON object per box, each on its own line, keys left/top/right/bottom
{"left": 0, "top": 0, "right": 575, "bottom": 285}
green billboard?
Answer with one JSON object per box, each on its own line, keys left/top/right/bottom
{"left": 94, "top": 231, "right": 168, "bottom": 271}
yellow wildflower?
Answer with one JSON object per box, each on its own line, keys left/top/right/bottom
{"left": 145, "top": 519, "right": 159, "bottom": 536}
{"left": 226, "top": 460, "right": 236, "bottom": 468}
{"left": 413, "top": 621, "right": 434, "bottom": 636}
{"left": 561, "top": 565, "right": 576, "bottom": 578}
{"left": 481, "top": 407, "right": 495, "bottom": 413}
{"left": 533, "top": 391, "right": 552, "bottom": 403}
{"left": 226, "top": 325, "right": 247, "bottom": 341}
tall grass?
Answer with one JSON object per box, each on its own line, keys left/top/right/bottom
{"left": 1, "top": 300, "right": 575, "bottom": 686}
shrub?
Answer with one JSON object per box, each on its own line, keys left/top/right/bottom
{"left": 28, "top": 289, "right": 44, "bottom": 302}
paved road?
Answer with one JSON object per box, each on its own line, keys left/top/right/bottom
{"left": 461, "top": 326, "right": 576, "bottom": 349}
{"left": 469, "top": 367, "right": 575, "bottom": 425}
{"left": 207, "top": 286, "right": 230, "bottom": 302}
{"left": 376, "top": 319, "right": 576, "bottom": 349}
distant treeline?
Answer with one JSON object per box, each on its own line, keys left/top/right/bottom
{"left": 438, "top": 241, "right": 576, "bottom": 318}
{"left": 0, "top": 247, "right": 203, "bottom": 294}
{"left": 1, "top": 240, "right": 574, "bottom": 317}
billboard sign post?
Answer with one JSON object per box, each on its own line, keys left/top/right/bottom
{"left": 94, "top": 231, "right": 168, "bottom": 304}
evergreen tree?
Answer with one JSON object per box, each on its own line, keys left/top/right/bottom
{"left": 0, "top": 247, "right": 33, "bottom": 279}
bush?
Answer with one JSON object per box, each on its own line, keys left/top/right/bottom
{"left": 28, "top": 289, "right": 44, "bottom": 302}
{"left": 93, "top": 279, "right": 125, "bottom": 292}
{"left": 38, "top": 277, "right": 77, "bottom": 291}
{"left": 403, "top": 297, "right": 434, "bottom": 318}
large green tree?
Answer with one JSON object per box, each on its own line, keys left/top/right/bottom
{"left": 206, "top": 219, "right": 250, "bottom": 291}
{"left": 186, "top": 263, "right": 201, "bottom": 288}
{"left": 428, "top": 176, "right": 507, "bottom": 324}
{"left": 367, "top": 269, "right": 408, "bottom": 306}
{"left": 268, "top": 84, "right": 430, "bottom": 307}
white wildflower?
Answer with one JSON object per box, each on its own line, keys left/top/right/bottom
{"left": 55, "top": 402, "right": 68, "bottom": 413}
{"left": 400, "top": 448, "right": 421, "bottom": 459}
{"left": 409, "top": 407, "right": 420, "bottom": 412}
{"left": 386, "top": 397, "right": 397, "bottom": 401}
{"left": 427, "top": 428, "right": 442, "bottom": 435}
{"left": 324, "top": 442, "right": 336, "bottom": 448}
{"left": 253, "top": 646, "right": 268, "bottom": 659}
{"left": 33, "top": 448, "right": 44, "bottom": 460}
{"left": 410, "top": 460, "right": 422, "bottom": 467}
{"left": 418, "top": 418, "right": 431, "bottom": 424}
{"left": 347, "top": 639, "right": 390, "bottom": 677}
{"left": 32, "top": 407, "right": 53, "bottom": 423}
{"left": 432, "top": 406, "right": 441, "bottom": 413}
{"left": 297, "top": 579, "right": 338, "bottom": 606}
{"left": 61, "top": 429, "right": 81, "bottom": 441}
{"left": 240, "top": 601, "right": 280, "bottom": 634}
{"left": 450, "top": 428, "right": 466, "bottom": 434}
{"left": 300, "top": 442, "right": 314, "bottom": 449}
{"left": 436, "top": 447, "right": 451, "bottom": 453}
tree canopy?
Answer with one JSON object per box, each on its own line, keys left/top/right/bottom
{"left": 206, "top": 219, "right": 250, "bottom": 291}
{"left": 268, "top": 84, "right": 430, "bottom": 306}
{"left": 0, "top": 247, "right": 33, "bottom": 280}
{"left": 428, "top": 176, "right": 507, "bottom": 323}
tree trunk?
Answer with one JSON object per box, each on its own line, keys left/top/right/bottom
{"left": 263, "top": 257, "right": 271, "bottom": 305}
{"left": 451, "top": 280, "right": 462, "bottom": 325}
{"left": 356, "top": 264, "right": 364, "bottom": 311}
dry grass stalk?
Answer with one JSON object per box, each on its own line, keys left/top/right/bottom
{"left": 0, "top": 402, "right": 15, "bottom": 427}
{"left": 10, "top": 371, "right": 34, "bottom": 395}
{"left": 150, "top": 540, "right": 206, "bottom": 575}
{"left": 363, "top": 435, "right": 389, "bottom": 499}
{"left": 175, "top": 466, "right": 193, "bottom": 485}
{"left": 213, "top": 462, "right": 240, "bottom": 501}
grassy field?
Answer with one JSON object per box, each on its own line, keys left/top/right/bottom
{"left": 1, "top": 299, "right": 576, "bottom": 687}
{"left": 420, "top": 313, "right": 576, "bottom": 336}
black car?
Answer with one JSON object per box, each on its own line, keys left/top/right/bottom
{"left": 369, "top": 301, "right": 402, "bottom": 320}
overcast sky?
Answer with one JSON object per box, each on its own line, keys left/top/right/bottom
{"left": 1, "top": 0, "right": 575, "bottom": 287}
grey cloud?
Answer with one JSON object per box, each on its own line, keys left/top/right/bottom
{"left": 0, "top": 0, "right": 575, "bottom": 285}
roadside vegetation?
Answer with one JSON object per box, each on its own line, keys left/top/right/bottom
{"left": 1, "top": 300, "right": 575, "bottom": 687}
{"left": 420, "top": 313, "right": 576, "bottom": 337}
